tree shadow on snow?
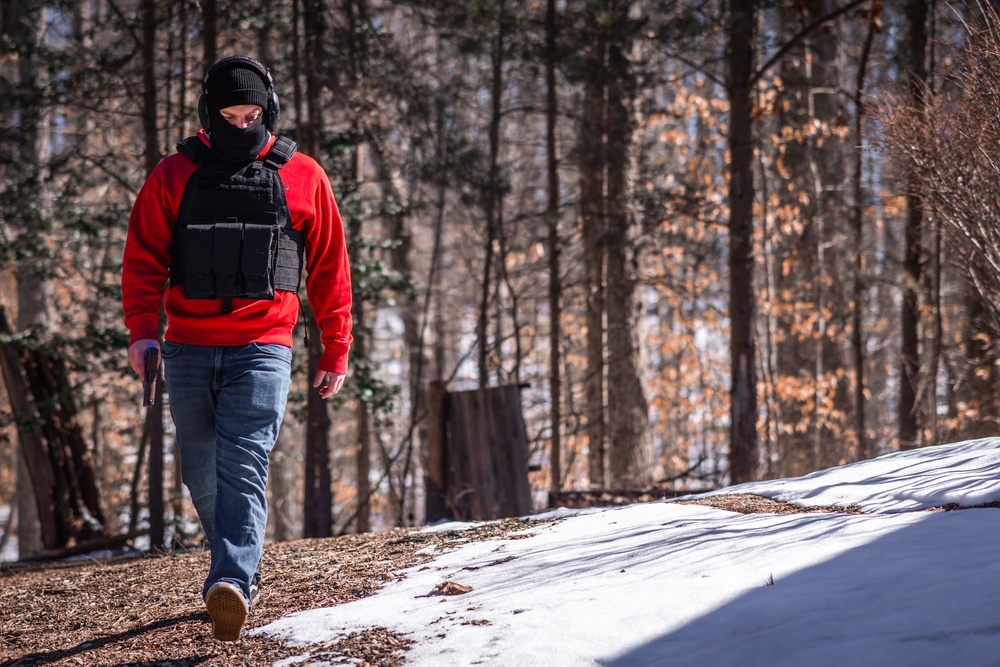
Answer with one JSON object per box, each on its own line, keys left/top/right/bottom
{"left": 601, "top": 508, "right": 1000, "bottom": 667}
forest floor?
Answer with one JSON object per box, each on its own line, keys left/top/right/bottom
{"left": 0, "top": 495, "right": 859, "bottom": 667}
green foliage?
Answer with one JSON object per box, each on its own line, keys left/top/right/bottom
{"left": 348, "top": 233, "right": 414, "bottom": 426}
{"left": 316, "top": 128, "right": 414, "bottom": 427}
{"left": 352, "top": 237, "right": 415, "bottom": 304}
{"left": 347, "top": 356, "right": 403, "bottom": 430}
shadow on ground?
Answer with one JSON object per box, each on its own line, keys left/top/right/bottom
{"left": 1, "top": 614, "right": 206, "bottom": 667}
{"left": 603, "top": 508, "right": 1000, "bottom": 667}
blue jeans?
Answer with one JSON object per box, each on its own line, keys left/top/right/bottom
{"left": 162, "top": 341, "right": 292, "bottom": 607}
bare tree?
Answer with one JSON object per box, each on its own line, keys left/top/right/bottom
{"left": 770, "top": 0, "right": 854, "bottom": 474}
{"left": 726, "top": 0, "right": 758, "bottom": 484}
{"left": 604, "top": 0, "right": 651, "bottom": 490}
{"left": 302, "top": 0, "right": 334, "bottom": 538}
{"left": 579, "top": 5, "right": 607, "bottom": 489}
{"left": 898, "top": 0, "right": 929, "bottom": 450}
{"left": 850, "top": 2, "right": 878, "bottom": 460}
{"left": 202, "top": 0, "right": 217, "bottom": 67}
{"left": 140, "top": 0, "right": 166, "bottom": 552}
{"left": 880, "top": 6, "right": 1000, "bottom": 415}
{"left": 545, "top": 0, "right": 563, "bottom": 500}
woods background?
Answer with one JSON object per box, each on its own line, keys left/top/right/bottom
{"left": 2, "top": 0, "right": 997, "bottom": 559}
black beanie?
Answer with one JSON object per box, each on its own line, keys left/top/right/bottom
{"left": 206, "top": 62, "right": 270, "bottom": 115}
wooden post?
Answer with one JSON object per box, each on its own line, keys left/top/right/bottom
{"left": 425, "top": 381, "right": 448, "bottom": 522}
{"left": 446, "top": 385, "right": 532, "bottom": 520}
{"left": 490, "top": 385, "right": 532, "bottom": 517}
{"left": 424, "top": 383, "right": 532, "bottom": 523}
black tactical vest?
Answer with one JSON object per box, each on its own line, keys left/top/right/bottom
{"left": 169, "top": 136, "right": 305, "bottom": 313}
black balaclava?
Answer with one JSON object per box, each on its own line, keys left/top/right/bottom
{"left": 205, "top": 63, "right": 270, "bottom": 162}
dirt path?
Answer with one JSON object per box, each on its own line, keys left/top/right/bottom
{"left": 0, "top": 518, "right": 541, "bottom": 667}
{"left": 2, "top": 494, "right": 913, "bottom": 666}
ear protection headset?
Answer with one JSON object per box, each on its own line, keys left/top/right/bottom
{"left": 198, "top": 55, "right": 280, "bottom": 132}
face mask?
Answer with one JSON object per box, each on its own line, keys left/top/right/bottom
{"left": 210, "top": 114, "right": 269, "bottom": 162}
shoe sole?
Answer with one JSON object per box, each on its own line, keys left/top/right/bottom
{"left": 206, "top": 585, "right": 248, "bottom": 641}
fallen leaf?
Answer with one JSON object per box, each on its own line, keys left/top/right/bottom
{"left": 434, "top": 581, "right": 473, "bottom": 596}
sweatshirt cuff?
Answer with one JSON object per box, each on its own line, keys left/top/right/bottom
{"left": 127, "top": 315, "right": 161, "bottom": 347}
{"left": 319, "top": 342, "right": 350, "bottom": 375}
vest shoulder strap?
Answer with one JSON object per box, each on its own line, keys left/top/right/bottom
{"left": 263, "top": 136, "right": 298, "bottom": 171}
{"left": 176, "top": 135, "right": 296, "bottom": 169}
{"left": 176, "top": 136, "right": 213, "bottom": 164}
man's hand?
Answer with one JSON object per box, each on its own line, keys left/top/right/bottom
{"left": 313, "top": 370, "right": 346, "bottom": 399}
{"left": 128, "top": 339, "right": 161, "bottom": 376}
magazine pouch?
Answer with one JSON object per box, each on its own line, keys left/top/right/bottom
{"left": 184, "top": 223, "right": 217, "bottom": 299}
{"left": 212, "top": 220, "right": 243, "bottom": 298}
{"left": 242, "top": 223, "right": 277, "bottom": 299}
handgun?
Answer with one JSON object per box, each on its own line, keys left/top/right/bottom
{"left": 142, "top": 346, "right": 159, "bottom": 407}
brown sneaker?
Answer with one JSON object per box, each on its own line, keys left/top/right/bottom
{"left": 205, "top": 581, "right": 248, "bottom": 641}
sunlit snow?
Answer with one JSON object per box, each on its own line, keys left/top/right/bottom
{"left": 259, "top": 438, "right": 1000, "bottom": 666}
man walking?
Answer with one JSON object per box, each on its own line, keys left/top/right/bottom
{"left": 122, "top": 55, "right": 352, "bottom": 641}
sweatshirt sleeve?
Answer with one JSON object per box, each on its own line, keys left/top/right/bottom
{"left": 122, "top": 162, "right": 178, "bottom": 345}
{"left": 302, "top": 160, "right": 354, "bottom": 374}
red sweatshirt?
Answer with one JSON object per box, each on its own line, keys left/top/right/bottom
{"left": 122, "top": 131, "right": 353, "bottom": 374}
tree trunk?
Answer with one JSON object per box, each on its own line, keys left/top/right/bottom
{"left": 807, "top": 0, "right": 850, "bottom": 471}
{"left": 478, "top": 0, "right": 506, "bottom": 389}
{"left": 851, "top": 6, "right": 877, "bottom": 460}
{"left": 175, "top": 0, "right": 190, "bottom": 144}
{"left": 301, "top": 0, "right": 333, "bottom": 539}
{"left": 358, "top": 1, "right": 424, "bottom": 516}
{"left": 303, "top": 0, "right": 325, "bottom": 158}
{"left": 201, "top": 0, "right": 217, "bottom": 67}
{"left": 2, "top": 327, "right": 57, "bottom": 551}
{"left": 353, "top": 318, "right": 371, "bottom": 534}
{"left": 367, "top": 133, "right": 425, "bottom": 525}
{"left": 422, "top": 37, "right": 451, "bottom": 523}
{"left": 255, "top": 0, "right": 298, "bottom": 543}
{"left": 772, "top": 0, "right": 851, "bottom": 474}
{"left": 0, "top": 308, "right": 105, "bottom": 552}
{"left": 351, "top": 217, "right": 372, "bottom": 533}
{"left": 342, "top": 1, "right": 372, "bottom": 533}
{"left": 545, "top": 0, "right": 563, "bottom": 500}
{"left": 899, "top": 0, "right": 928, "bottom": 450}
{"left": 580, "top": 9, "right": 607, "bottom": 489}
{"left": 292, "top": 0, "right": 305, "bottom": 142}
{"left": 726, "top": 0, "right": 758, "bottom": 484}
{"left": 16, "top": 452, "right": 42, "bottom": 556}
{"left": 605, "top": 3, "right": 651, "bottom": 490}
{"left": 962, "top": 287, "right": 998, "bottom": 439}
{"left": 140, "top": 0, "right": 165, "bottom": 552}
{"left": 269, "top": 420, "right": 303, "bottom": 541}
{"left": 7, "top": 0, "right": 49, "bottom": 559}
{"left": 303, "top": 303, "right": 333, "bottom": 538}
